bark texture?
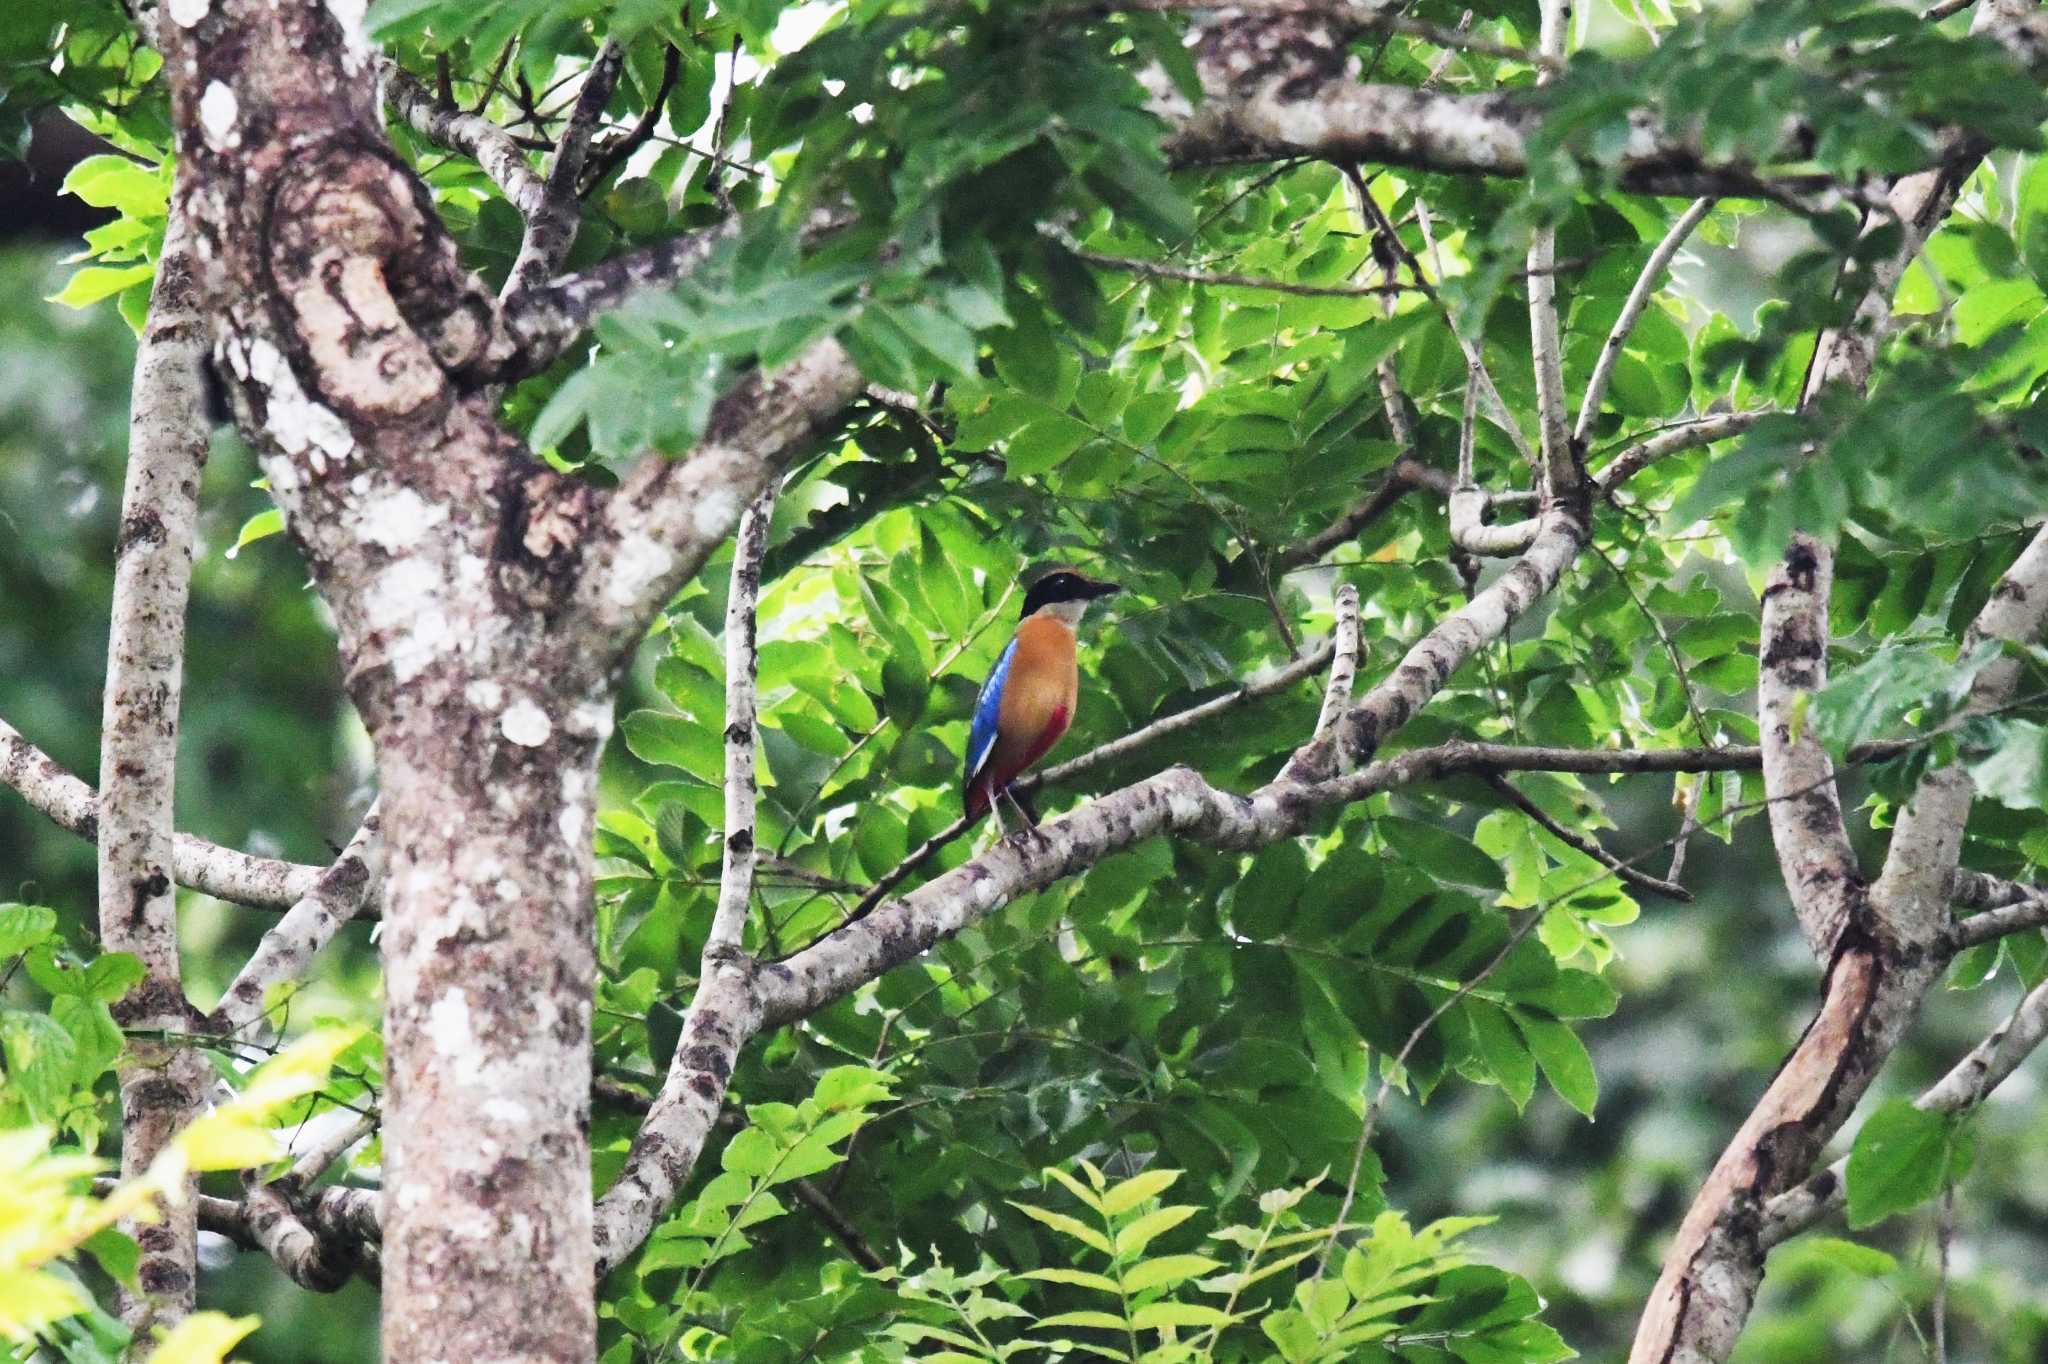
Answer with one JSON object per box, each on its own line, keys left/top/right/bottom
{"left": 98, "top": 200, "right": 213, "bottom": 1343}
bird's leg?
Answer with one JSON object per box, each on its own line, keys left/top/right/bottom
{"left": 1002, "top": 786, "right": 1039, "bottom": 831}
{"left": 988, "top": 795, "right": 1013, "bottom": 840}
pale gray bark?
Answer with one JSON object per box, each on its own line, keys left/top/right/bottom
{"left": 0, "top": 716, "right": 324, "bottom": 907}
{"left": 1758, "top": 534, "right": 1861, "bottom": 958}
{"left": 97, "top": 199, "right": 212, "bottom": 1343}
{"left": 210, "top": 804, "right": 383, "bottom": 1037}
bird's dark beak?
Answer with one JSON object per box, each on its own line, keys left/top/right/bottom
{"left": 1086, "top": 581, "right": 1122, "bottom": 600}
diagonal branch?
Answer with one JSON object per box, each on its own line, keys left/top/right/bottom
{"left": 573, "top": 339, "right": 865, "bottom": 648}
{"left": 209, "top": 804, "right": 384, "bottom": 1037}
{"left": 1760, "top": 966, "right": 2048, "bottom": 1248}
{"left": 381, "top": 58, "right": 547, "bottom": 218}
{"left": 1575, "top": 197, "right": 1714, "bottom": 444}
{"left": 499, "top": 39, "right": 624, "bottom": 302}
{"left": 1272, "top": 456, "right": 1451, "bottom": 573}
{"left": 1483, "top": 773, "right": 1692, "bottom": 901}
{"left": 0, "top": 716, "right": 326, "bottom": 908}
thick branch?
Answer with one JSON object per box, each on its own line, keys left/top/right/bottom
{"left": 1759, "top": 534, "right": 1861, "bottom": 958}
{"left": 0, "top": 717, "right": 324, "bottom": 908}
{"left": 574, "top": 339, "right": 865, "bottom": 648}
{"left": 99, "top": 199, "right": 213, "bottom": 1333}
{"left": 1761, "top": 968, "right": 2048, "bottom": 1247}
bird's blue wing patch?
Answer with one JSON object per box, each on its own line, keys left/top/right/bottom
{"left": 965, "top": 636, "right": 1018, "bottom": 787}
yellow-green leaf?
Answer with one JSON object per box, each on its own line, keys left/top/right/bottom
{"left": 47, "top": 264, "right": 156, "bottom": 310}
{"left": 1018, "top": 1267, "right": 1121, "bottom": 1294}
{"left": 1122, "top": 1254, "right": 1223, "bottom": 1292}
{"left": 1009, "top": 1201, "right": 1113, "bottom": 1255}
{"left": 144, "top": 1311, "right": 260, "bottom": 1364}
{"left": 1114, "top": 1205, "right": 1198, "bottom": 1258}
{"left": 1130, "top": 1302, "right": 1233, "bottom": 1331}
{"left": 1101, "top": 1168, "right": 1181, "bottom": 1216}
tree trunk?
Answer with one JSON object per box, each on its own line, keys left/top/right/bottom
{"left": 376, "top": 692, "right": 604, "bottom": 1361}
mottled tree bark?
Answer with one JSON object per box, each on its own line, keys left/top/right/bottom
{"left": 99, "top": 199, "right": 212, "bottom": 1346}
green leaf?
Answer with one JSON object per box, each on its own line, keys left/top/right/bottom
{"left": 47, "top": 264, "right": 155, "bottom": 310}
{"left": 1114, "top": 1205, "right": 1198, "bottom": 1258}
{"left": 226, "top": 508, "right": 285, "bottom": 560}
{"left": 1121, "top": 1254, "right": 1223, "bottom": 1292}
{"left": 1511, "top": 1012, "right": 1597, "bottom": 1117}
{"left": 0, "top": 903, "right": 57, "bottom": 957}
{"left": 82, "top": 1228, "right": 139, "bottom": 1291}
{"left": 722, "top": 1127, "right": 781, "bottom": 1178}
{"left": 1129, "top": 1302, "right": 1232, "bottom": 1330}
{"left": 1467, "top": 1002, "right": 1536, "bottom": 1110}
{"left": 1845, "top": 1100, "right": 1964, "bottom": 1229}
{"left": 1378, "top": 817, "right": 1505, "bottom": 893}
{"left": 1803, "top": 1236, "right": 1899, "bottom": 1277}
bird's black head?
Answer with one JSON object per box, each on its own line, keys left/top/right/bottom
{"left": 1020, "top": 566, "right": 1121, "bottom": 619}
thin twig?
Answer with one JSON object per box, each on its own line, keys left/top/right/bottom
{"left": 1484, "top": 773, "right": 1692, "bottom": 900}
{"left": 708, "top": 486, "right": 777, "bottom": 957}
{"left": 581, "top": 43, "right": 682, "bottom": 197}
{"left": 1575, "top": 198, "right": 1714, "bottom": 444}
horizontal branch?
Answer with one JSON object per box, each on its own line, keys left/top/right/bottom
{"left": 0, "top": 716, "right": 324, "bottom": 909}
{"left": 1450, "top": 410, "right": 1771, "bottom": 556}
{"left": 1948, "top": 876, "right": 2048, "bottom": 949}
{"left": 1068, "top": 243, "right": 1424, "bottom": 298}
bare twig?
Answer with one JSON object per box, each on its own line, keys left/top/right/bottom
{"left": 1272, "top": 457, "right": 1451, "bottom": 573}
{"left": 1484, "top": 774, "right": 1692, "bottom": 900}
{"left": 1575, "top": 197, "right": 1713, "bottom": 444}
{"left": 581, "top": 43, "right": 682, "bottom": 196}
{"left": 1065, "top": 242, "right": 1425, "bottom": 298}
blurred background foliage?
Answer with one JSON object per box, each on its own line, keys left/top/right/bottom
{"left": 6, "top": 0, "right": 2048, "bottom": 1361}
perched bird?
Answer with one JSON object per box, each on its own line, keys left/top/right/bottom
{"left": 964, "top": 567, "right": 1121, "bottom": 829}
